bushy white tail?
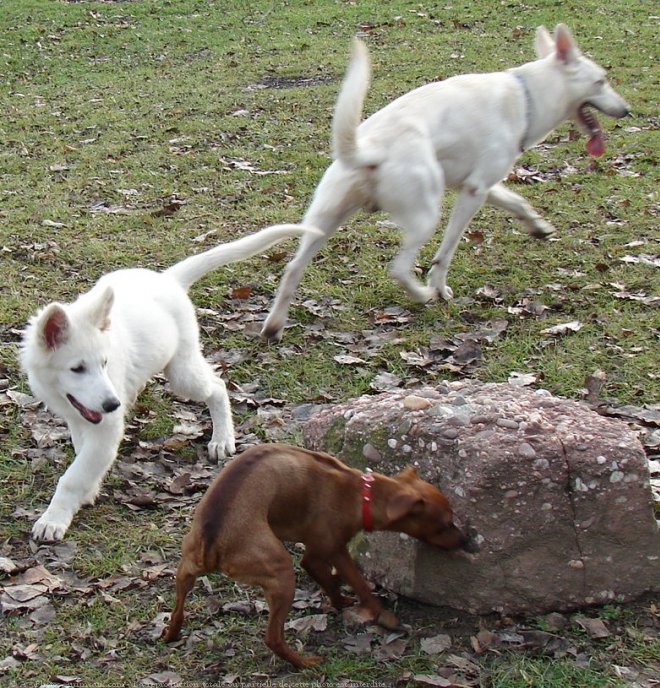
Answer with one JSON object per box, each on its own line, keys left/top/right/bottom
{"left": 165, "top": 224, "right": 320, "bottom": 290}
{"left": 331, "top": 39, "right": 375, "bottom": 165}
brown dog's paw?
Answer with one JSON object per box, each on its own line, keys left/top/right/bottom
{"left": 331, "top": 594, "right": 354, "bottom": 609}
{"left": 376, "top": 609, "right": 401, "bottom": 630}
{"left": 344, "top": 605, "right": 400, "bottom": 631}
{"left": 161, "top": 626, "right": 179, "bottom": 643}
{"left": 298, "top": 654, "right": 324, "bottom": 668}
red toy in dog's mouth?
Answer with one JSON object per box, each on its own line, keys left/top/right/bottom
{"left": 578, "top": 103, "right": 605, "bottom": 157}
{"left": 67, "top": 394, "right": 103, "bottom": 424}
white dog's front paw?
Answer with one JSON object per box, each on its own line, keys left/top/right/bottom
{"left": 411, "top": 285, "right": 439, "bottom": 304}
{"left": 438, "top": 284, "right": 454, "bottom": 301}
{"left": 260, "top": 318, "right": 285, "bottom": 342}
{"left": 528, "top": 219, "right": 556, "bottom": 239}
{"left": 208, "top": 433, "right": 236, "bottom": 461}
{"left": 32, "top": 513, "right": 69, "bottom": 542}
{"left": 426, "top": 265, "right": 453, "bottom": 301}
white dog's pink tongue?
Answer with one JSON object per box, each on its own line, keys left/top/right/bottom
{"left": 85, "top": 408, "right": 103, "bottom": 424}
{"left": 586, "top": 130, "right": 605, "bottom": 157}
{"left": 67, "top": 394, "right": 103, "bottom": 424}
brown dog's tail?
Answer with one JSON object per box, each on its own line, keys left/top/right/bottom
{"left": 332, "top": 39, "right": 382, "bottom": 168}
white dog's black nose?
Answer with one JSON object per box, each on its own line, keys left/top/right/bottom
{"left": 102, "top": 398, "right": 121, "bottom": 413}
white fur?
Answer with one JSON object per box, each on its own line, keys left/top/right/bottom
{"left": 261, "top": 24, "right": 629, "bottom": 341}
{"left": 21, "top": 223, "right": 319, "bottom": 541}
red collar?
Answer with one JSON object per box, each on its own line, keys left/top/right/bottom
{"left": 361, "top": 472, "right": 375, "bottom": 532}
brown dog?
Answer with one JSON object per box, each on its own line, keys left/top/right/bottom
{"left": 162, "top": 443, "right": 469, "bottom": 668}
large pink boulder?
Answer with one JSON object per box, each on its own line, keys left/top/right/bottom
{"left": 303, "top": 382, "right": 659, "bottom": 614}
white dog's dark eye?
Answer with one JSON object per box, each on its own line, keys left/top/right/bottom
{"left": 71, "top": 364, "right": 86, "bottom": 374}
{"left": 595, "top": 78, "right": 606, "bottom": 86}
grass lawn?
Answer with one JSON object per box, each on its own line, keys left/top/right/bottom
{"left": 0, "top": 1, "right": 657, "bottom": 686}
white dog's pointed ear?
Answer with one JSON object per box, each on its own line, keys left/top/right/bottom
{"left": 89, "top": 286, "right": 114, "bottom": 332}
{"left": 39, "top": 304, "right": 70, "bottom": 350}
{"left": 534, "top": 25, "right": 554, "bottom": 58}
{"left": 554, "top": 24, "right": 580, "bottom": 64}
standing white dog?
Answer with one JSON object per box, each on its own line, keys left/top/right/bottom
{"left": 261, "top": 24, "right": 629, "bottom": 341}
{"left": 21, "top": 224, "right": 317, "bottom": 541}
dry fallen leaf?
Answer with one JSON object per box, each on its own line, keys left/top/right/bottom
{"left": 0, "top": 557, "right": 18, "bottom": 574}
{"left": 421, "top": 633, "right": 452, "bottom": 654}
{"left": 540, "top": 320, "right": 583, "bottom": 336}
{"left": 508, "top": 371, "right": 540, "bottom": 387}
{"left": 584, "top": 369, "right": 607, "bottom": 402}
{"left": 333, "top": 354, "right": 367, "bottom": 366}
{"left": 230, "top": 285, "right": 253, "bottom": 300}
{"left": 412, "top": 674, "right": 453, "bottom": 687}
{"left": 370, "top": 371, "right": 403, "bottom": 391}
{"left": 373, "top": 635, "right": 409, "bottom": 661}
{"left": 285, "top": 613, "right": 328, "bottom": 633}
{"left": 620, "top": 254, "right": 660, "bottom": 267}
{"left": 470, "top": 629, "right": 499, "bottom": 653}
{"left": 141, "top": 671, "right": 184, "bottom": 686}
{"left": 399, "top": 349, "right": 433, "bottom": 367}
{"left": 574, "top": 616, "right": 611, "bottom": 639}
{"left": 343, "top": 631, "right": 375, "bottom": 654}
{"left": 0, "top": 657, "right": 21, "bottom": 672}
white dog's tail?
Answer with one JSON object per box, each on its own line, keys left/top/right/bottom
{"left": 332, "top": 39, "right": 381, "bottom": 167}
{"left": 164, "top": 224, "right": 319, "bottom": 290}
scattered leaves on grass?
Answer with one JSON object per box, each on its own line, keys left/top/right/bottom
{"left": 620, "top": 254, "right": 660, "bottom": 267}
{"left": 219, "top": 157, "right": 289, "bottom": 176}
{"left": 141, "top": 671, "right": 184, "bottom": 686}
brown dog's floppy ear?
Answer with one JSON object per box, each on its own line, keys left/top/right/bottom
{"left": 395, "top": 466, "right": 419, "bottom": 483}
{"left": 385, "top": 492, "right": 423, "bottom": 523}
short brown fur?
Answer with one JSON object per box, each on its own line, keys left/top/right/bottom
{"left": 162, "top": 443, "right": 469, "bottom": 668}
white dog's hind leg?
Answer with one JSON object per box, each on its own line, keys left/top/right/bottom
{"left": 486, "top": 182, "right": 555, "bottom": 238}
{"left": 381, "top": 144, "right": 443, "bottom": 304}
{"left": 388, "top": 214, "right": 440, "bottom": 304}
{"left": 261, "top": 163, "right": 361, "bottom": 342}
{"left": 32, "top": 418, "right": 124, "bottom": 541}
{"left": 261, "top": 230, "right": 330, "bottom": 341}
{"left": 204, "top": 376, "right": 235, "bottom": 460}
{"left": 427, "top": 187, "right": 489, "bottom": 300}
{"left": 166, "top": 356, "right": 235, "bottom": 460}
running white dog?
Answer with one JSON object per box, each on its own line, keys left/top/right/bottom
{"left": 21, "top": 224, "right": 317, "bottom": 541}
{"left": 261, "top": 24, "right": 629, "bottom": 341}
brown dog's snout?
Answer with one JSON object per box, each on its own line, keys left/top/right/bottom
{"left": 443, "top": 524, "right": 469, "bottom": 550}
{"left": 423, "top": 521, "right": 470, "bottom": 551}
{"left": 443, "top": 515, "right": 480, "bottom": 554}
{"left": 460, "top": 525, "right": 480, "bottom": 554}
